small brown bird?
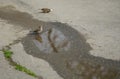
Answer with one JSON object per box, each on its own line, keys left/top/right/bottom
{"left": 41, "top": 8, "right": 52, "bottom": 13}
{"left": 33, "top": 25, "right": 43, "bottom": 34}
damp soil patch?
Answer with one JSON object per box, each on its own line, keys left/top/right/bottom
{"left": 0, "top": 6, "right": 120, "bottom": 79}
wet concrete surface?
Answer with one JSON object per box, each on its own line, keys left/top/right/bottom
{"left": 22, "top": 22, "right": 120, "bottom": 79}
{"left": 0, "top": 6, "right": 120, "bottom": 79}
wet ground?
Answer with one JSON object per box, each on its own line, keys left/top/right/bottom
{"left": 22, "top": 23, "right": 120, "bottom": 79}
{"left": 0, "top": 6, "right": 120, "bottom": 79}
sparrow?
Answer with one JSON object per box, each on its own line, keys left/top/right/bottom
{"left": 33, "top": 25, "right": 43, "bottom": 34}
{"left": 41, "top": 8, "right": 53, "bottom": 13}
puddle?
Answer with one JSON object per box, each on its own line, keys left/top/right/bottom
{"left": 33, "top": 28, "right": 71, "bottom": 53}
{"left": 0, "top": 6, "right": 120, "bottom": 79}
{"left": 22, "top": 22, "right": 120, "bottom": 79}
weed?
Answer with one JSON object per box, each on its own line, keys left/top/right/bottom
{"left": 15, "top": 64, "right": 37, "bottom": 77}
{"left": 2, "top": 49, "right": 37, "bottom": 78}
{"left": 3, "top": 50, "right": 13, "bottom": 58}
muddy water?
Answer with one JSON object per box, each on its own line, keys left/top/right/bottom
{"left": 0, "top": 6, "right": 120, "bottom": 79}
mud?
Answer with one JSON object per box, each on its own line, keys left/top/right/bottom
{"left": 0, "top": 6, "right": 120, "bottom": 79}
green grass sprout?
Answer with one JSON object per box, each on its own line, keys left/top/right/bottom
{"left": 15, "top": 64, "right": 37, "bottom": 77}
{"left": 2, "top": 49, "right": 37, "bottom": 78}
{"left": 3, "top": 50, "right": 13, "bottom": 58}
